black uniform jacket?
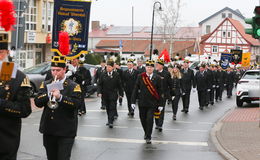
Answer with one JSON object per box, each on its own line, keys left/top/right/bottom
{"left": 194, "top": 71, "right": 209, "bottom": 91}
{"left": 131, "top": 73, "right": 163, "bottom": 108}
{"left": 34, "top": 78, "right": 81, "bottom": 137}
{"left": 180, "top": 68, "right": 194, "bottom": 92}
{"left": 225, "top": 71, "right": 235, "bottom": 85}
{"left": 97, "top": 71, "right": 124, "bottom": 100}
{"left": 155, "top": 70, "right": 172, "bottom": 99}
{"left": 94, "top": 67, "right": 106, "bottom": 83}
{"left": 122, "top": 69, "right": 138, "bottom": 94}
{"left": 0, "top": 70, "right": 32, "bottom": 153}
{"left": 70, "top": 66, "right": 92, "bottom": 87}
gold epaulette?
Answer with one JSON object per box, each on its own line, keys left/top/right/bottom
{"left": 20, "top": 77, "right": 31, "bottom": 87}
{"left": 73, "top": 84, "right": 81, "bottom": 92}
{"left": 39, "top": 82, "right": 44, "bottom": 89}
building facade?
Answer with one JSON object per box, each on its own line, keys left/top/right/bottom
{"left": 199, "top": 7, "right": 248, "bottom": 35}
{"left": 0, "top": 0, "right": 54, "bottom": 69}
{"left": 200, "top": 18, "right": 260, "bottom": 61}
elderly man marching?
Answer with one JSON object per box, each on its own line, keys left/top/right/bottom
{"left": 131, "top": 60, "right": 163, "bottom": 144}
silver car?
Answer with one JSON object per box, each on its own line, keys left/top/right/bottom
{"left": 23, "top": 62, "right": 50, "bottom": 96}
{"left": 236, "top": 69, "right": 260, "bottom": 107}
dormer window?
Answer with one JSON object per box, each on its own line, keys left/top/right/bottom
{"left": 228, "top": 13, "right": 232, "bottom": 18}
{"left": 222, "top": 13, "right": 226, "bottom": 18}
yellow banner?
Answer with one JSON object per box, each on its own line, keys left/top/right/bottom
{"left": 241, "top": 52, "right": 251, "bottom": 67}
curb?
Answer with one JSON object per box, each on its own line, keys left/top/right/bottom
{"left": 210, "top": 108, "right": 238, "bottom": 160}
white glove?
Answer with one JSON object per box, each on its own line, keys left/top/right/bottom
{"left": 216, "top": 85, "right": 219, "bottom": 88}
{"left": 192, "top": 88, "right": 196, "bottom": 92}
{"left": 171, "top": 96, "right": 175, "bottom": 100}
{"left": 207, "top": 89, "right": 211, "bottom": 92}
{"left": 182, "top": 92, "right": 186, "bottom": 96}
{"left": 131, "top": 104, "right": 136, "bottom": 110}
{"left": 158, "top": 106, "right": 163, "bottom": 112}
{"left": 212, "top": 85, "right": 215, "bottom": 88}
{"left": 94, "top": 83, "right": 97, "bottom": 86}
{"left": 82, "top": 81, "right": 85, "bottom": 85}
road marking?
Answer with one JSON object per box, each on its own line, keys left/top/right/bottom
{"left": 174, "top": 121, "right": 193, "bottom": 124}
{"left": 76, "top": 136, "right": 208, "bottom": 146}
{"left": 198, "top": 122, "right": 213, "bottom": 125}
{"left": 188, "top": 129, "right": 208, "bottom": 132}
{"left": 86, "top": 110, "right": 129, "bottom": 113}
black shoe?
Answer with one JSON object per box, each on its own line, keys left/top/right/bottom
{"left": 215, "top": 99, "right": 218, "bottom": 102}
{"left": 108, "top": 123, "right": 113, "bottom": 128}
{"left": 173, "top": 115, "right": 176, "bottom": 120}
{"left": 158, "top": 126, "right": 163, "bottom": 132}
{"left": 119, "top": 103, "right": 122, "bottom": 106}
{"left": 100, "top": 106, "right": 106, "bottom": 110}
{"left": 155, "top": 126, "right": 159, "bottom": 129}
{"left": 114, "top": 116, "right": 118, "bottom": 119}
{"left": 106, "top": 122, "right": 109, "bottom": 126}
{"left": 227, "top": 95, "right": 231, "bottom": 98}
{"left": 146, "top": 139, "right": 152, "bottom": 144}
{"left": 181, "top": 109, "right": 185, "bottom": 112}
{"left": 219, "top": 98, "right": 222, "bottom": 101}
{"left": 210, "top": 102, "right": 214, "bottom": 105}
{"left": 199, "top": 106, "right": 203, "bottom": 110}
{"left": 185, "top": 110, "right": 189, "bottom": 113}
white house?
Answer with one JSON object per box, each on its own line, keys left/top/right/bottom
{"left": 200, "top": 18, "right": 260, "bottom": 61}
{"left": 199, "top": 7, "right": 248, "bottom": 35}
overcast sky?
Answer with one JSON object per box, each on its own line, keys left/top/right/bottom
{"left": 90, "top": 0, "right": 259, "bottom": 27}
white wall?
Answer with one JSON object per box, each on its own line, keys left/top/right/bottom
{"left": 201, "top": 10, "right": 249, "bottom": 35}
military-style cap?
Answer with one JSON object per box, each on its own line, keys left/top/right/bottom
{"left": 156, "top": 59, "right": 164, "bottom": 66}
{"left": 51, "top": 56, "right": 66, "bottom": 68}
{"left": 107, "top": 60, "right": 114, "bottom": 67}
{"left": 127, "top": 58, "right": 135, "bottom": 63}
{"left": 183, "top": 59, "right": 190, "bottom": 63}
{"left": 146, "top": 60, "right": 155, "bottom": 67}
{"left": 0, "top": 33, "right": 8, "bottom": 50}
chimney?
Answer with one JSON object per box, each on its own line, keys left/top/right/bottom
{"left": 92, "top": 21, "right": 100, "bottom": 31}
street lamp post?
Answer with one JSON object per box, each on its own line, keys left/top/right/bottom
{"left": 149, "top": 1, "right": 162, "bottom": 60}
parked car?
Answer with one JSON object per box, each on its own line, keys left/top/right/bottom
{"left": 24, "top": 62, "right": 98, "bottom": 97}
{"left": 23, "top": 62, "right": 50, "bottom": 96}
{"left": 236, "top": 69, "right": 260, "bottom": 107}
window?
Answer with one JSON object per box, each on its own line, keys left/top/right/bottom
{"left": 212, "top": 46, "right": 218, "bottom": 53}
{"left": 206, "top": 25, "right": 211, "bottom": 34}
{"left": 228, "top": 13, "right": 232, "bottom": 18}
{"left": 222, "top": 31, "right": 226, "bottom": 37}
{"left": 25, "top": 0, "right": 37, "bottom": 31}
{"left": 227, "top": 31, "right": 231, "bottom": 38}
{"left": 42, "top": 1, "right": 54, "bottom": 32}
{"left": 222, "top": 13, "right": 226, "bottom": 18}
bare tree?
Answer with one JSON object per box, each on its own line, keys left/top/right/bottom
{"left": 154, "top": 0, "right": 182, "bottom": 57}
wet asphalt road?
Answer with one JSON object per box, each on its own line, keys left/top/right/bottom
{"left": 18, "top": 90, "right": 236, "bottom": 160}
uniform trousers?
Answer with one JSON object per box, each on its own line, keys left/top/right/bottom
{"left": 139, "top": 107, "right": 155, "bottom": 140}
{"left": 198, "top": 90, "right": 207, "bottom": 108}
{"left": 181, "top": 91, "right": 191, "bottom": 110}
{"left": 103, "top": 97, "right": 117, "bottom": 124}
{"left": 172, "top": 95, "right": 181, "bottom": 115}
{"left": 126, "top": 92, "right": 134, "bottom": 114}
{"left": 155, "top": 98, "right": 166, "bottom": 127}
{"left": 43, "top": 134, "right": 74, "bottom": 160}
{"left": 226, "top": 84, "right": 233, "bottom": 96}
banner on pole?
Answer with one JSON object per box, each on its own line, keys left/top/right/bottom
{"left": 51, "top": 0, "right": 91, "bottom": 60}
{"left": 220, "top": 53, "right": 232, "bottom": 69}
{"left": 241, "top": 52, "right": 251, "bottom": 67}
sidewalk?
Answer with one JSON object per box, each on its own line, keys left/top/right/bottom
{"left": 211, "top": 106, "right": 260, "bottom": 160}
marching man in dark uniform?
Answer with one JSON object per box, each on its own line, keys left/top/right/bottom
{"left": 136, "top": 59, "right": 145, "bottom": 75}
{"left": 34, "top": 56, "right": 82, "bottom": 160}
{"left": 205, "top": 64, "right": 214, "bottom": 106}
{"left": 225, "top": 67, "right": 235, "bottom": 98}
{"left": 215, "top": 65, "right": 226, "bottom": 101}
{"left": 131, "top": 60, "right": 163, "bottom": 144}
{"left": 0, "top": 33, "right": 32, "bottom": 160}
{"left": 154, "top": 59, "right": 172, "bottom": 132}
{"left": 69, "top": 57, "right": 91, "bottom": 116}
{"left": 94, "top": 60, "right": 106, "bottom": 110}
{"left": 97, "top": 60, "right": 123, "bottom": 128}
{"left": 180, "top": 60, "right": 194, "bottom": 113}
{"left": 122, "top": 59, "right": 138, "bottom": 117}
{"left": 194, "top": 64, "right": 209, "bottom": 110}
